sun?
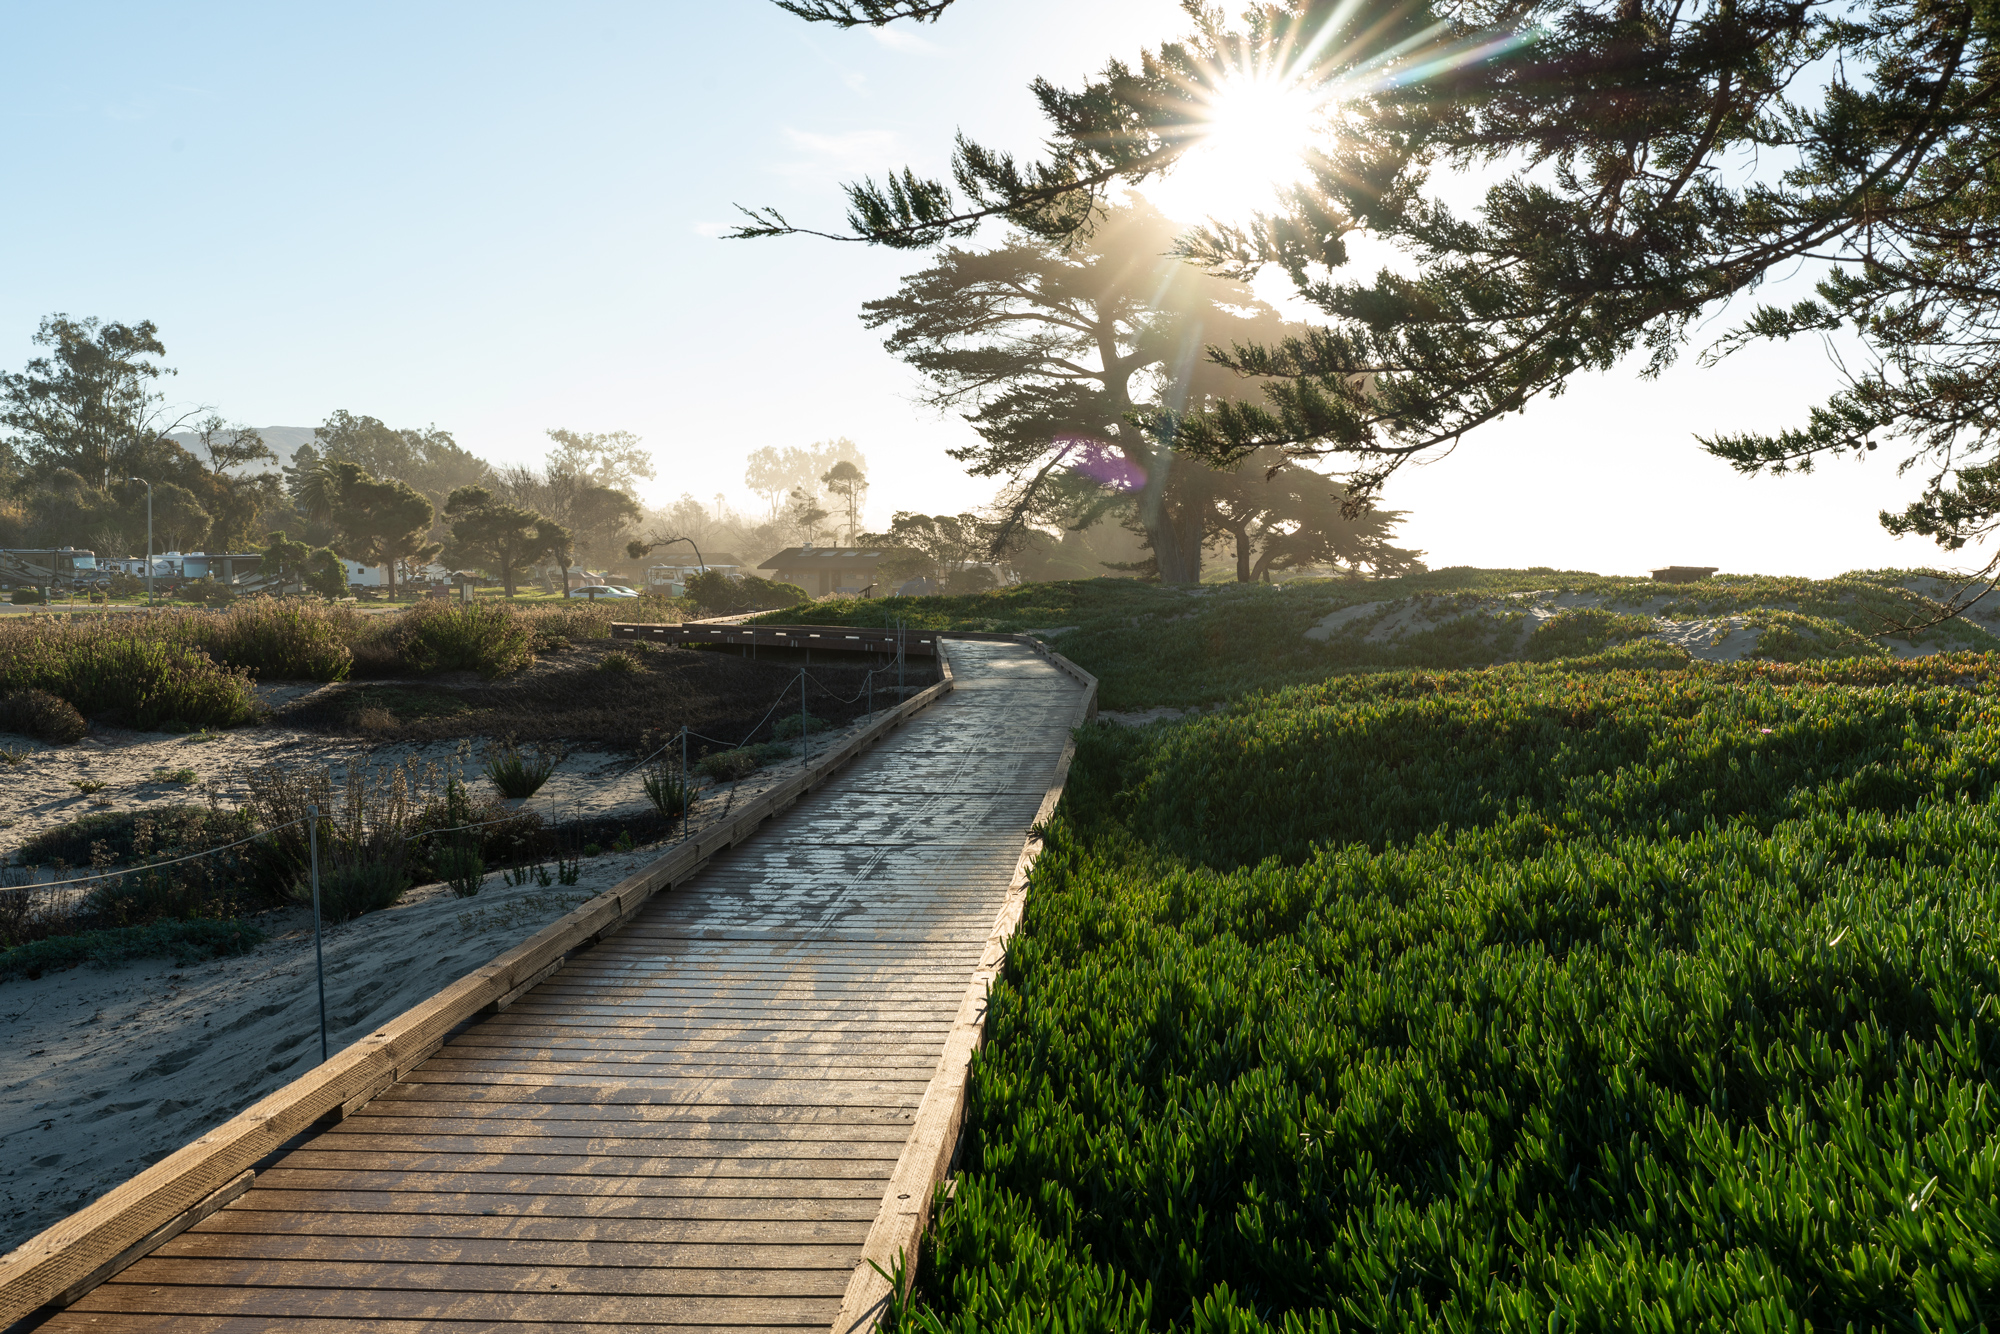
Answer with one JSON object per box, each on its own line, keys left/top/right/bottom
{"left": 1142, "top": 75, "right": 1328, "bottom": 227}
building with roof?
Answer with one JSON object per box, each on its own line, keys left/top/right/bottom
{"left": 758, "top": 546, "right": 900, "bottom": 598}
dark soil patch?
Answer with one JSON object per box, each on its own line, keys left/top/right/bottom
{"left": 272, "top": 643, "right": 938, "bottom": 753}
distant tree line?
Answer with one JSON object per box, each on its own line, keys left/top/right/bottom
{"left": 0, "top": 314, "right": 651, "bottom": 597}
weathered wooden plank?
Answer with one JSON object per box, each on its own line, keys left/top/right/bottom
{"left": 270, "top": 1149, "right": 894, "bottom": 1180}
{"left": 111, "top": 1254, "right": 854, "bottom": 1297}
{"left": 441, "top": 1035, "right": 949, "bottom": 1059}
{"left": 359, "top": 1084, "right": 921, "bottom": 1114}
{"left": 157, "top": 1231, "right": 865, "bottom": 1269}
{"left": 245, "top": 1172, "right": 886, "bottom": 1204}
{"left": 333, "top": 1116, "right": 918, "bottom": 1142}
{"left": 39, "top": 1318, "right": 820, "bottom": 1334}
{"left": 393, "top": 1072, "right": 931, "bottom": 1100}
{"left": 62, "top": 1286, "right": 840, "bottom": 1323}
{"left": 520, "top": 978, "right": 979, "bottom": 997}
{"left": 485, "top": 1003, "right": 965, "bottom": 1023}
{"left": 411, "top": 1052, "right": 941, "bottom": 1075}
{"left": 219, "top": 1190, "right": 885, "bottom": 1222}
{"left": 307, "top": 1133, "right": 906, "bottom": 1160}
{"left": 191, "top": 1210, "right": 873, "bottom": 1243}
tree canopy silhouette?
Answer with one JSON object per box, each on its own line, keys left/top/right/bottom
{"left": 755, "top": 0, "right": 2000, "bottom": 586}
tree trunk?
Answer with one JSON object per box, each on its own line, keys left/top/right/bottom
{"left": 1148, "top": 506, "right": 1204, "bottom": 584}
{"left": 384, "top": 558, "right": 398, "bottom": 601}
{"left": 1133, "top": 446, "right": 1204, "bottom": 584}
{"left": 1233, "top": 526, "right": 1253, "bottom": 583}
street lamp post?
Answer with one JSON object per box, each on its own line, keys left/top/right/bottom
{"left": 126, "top": 477, "right": 153, "bottom": 604}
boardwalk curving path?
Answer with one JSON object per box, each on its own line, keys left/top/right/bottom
{"left": 31, "top": 639, "right": 1086, "bottom": 1332}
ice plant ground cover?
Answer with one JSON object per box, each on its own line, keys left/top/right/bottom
{"left": 769, "top": 568, "right": 2000, "bottom": 712}
{"left": 892, "top": 652, "right": 2000, "bottom": 1331}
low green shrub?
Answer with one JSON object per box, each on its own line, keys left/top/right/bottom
{"left": 598, "top": 649, "right": 639, "bottom": 673}
{"left": 482, "top": 739, "right": 564, "bottom": 798}
{"left": 436, "top": 845, "right": 486, "bottom": 898}
{"left": 297, "top": 860, "right": 408, "bottom": 922}
{"left": 184, "top": 597, "right": 356, "bottom": 679}
{"left": 516, "top": 597, "right": 677, "bottom": 646}
{"left": 771, "top": 712, "right": 833, "bottom": 740}
{"left": 10, "top": 589, "right": 44, "bottom": 606}
{"left": 1752, "top": 608, "right": 1888, "bottom": 661}
{"left": 686, "top": 570, "right": 808, "bottom": 616}
{"left": 641, "top": 763, "right": 692, "bottom": 819}
{"left": 397, "top": 600, "right": 533, "bottom": 678}
{"left": 697, "top": 748, "right": 761, "bottom": 781}
{"left": 1117, "top": 655, "right": 2000, "bottom": 869}
{"left": 900, "top": 655, "right": 2000, "bottom": 1331}
{"left": 16, "top": 805, "right": 253, "bottom": 867}
{"left": 407, "top": 780, "right": 549, "bottom": 875}
{"left": 0, "top": 687, "right": 88, "bottom": 743}
{"left": 0, "top": 918, "right": 267, "bottom": 981}
{"left": 242, "top": 757, "right": 423, "bottom": 919}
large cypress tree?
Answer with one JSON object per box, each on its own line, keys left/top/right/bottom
{"left": 864, "top": 196, "right": 1347, "bottom": 583}
{"left": 753, "top": 0, "right": 2000, "bottom": 581}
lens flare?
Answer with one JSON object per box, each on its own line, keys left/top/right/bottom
{"left": 1144, "top": 73, "right": 1329, "bottom": 226}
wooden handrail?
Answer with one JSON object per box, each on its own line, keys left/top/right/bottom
{"left": 612, "top": 622, "right": 942, "bottom": 656}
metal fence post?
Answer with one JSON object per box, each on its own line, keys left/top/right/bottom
{"left": 306, "top": 805, "right": 328, "bottom": 1064}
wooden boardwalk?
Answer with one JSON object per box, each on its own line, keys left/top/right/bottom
{"left": 32, "top": 639, "right": 1086, "bottom": 1332}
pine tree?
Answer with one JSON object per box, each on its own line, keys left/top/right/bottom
{"left": 444, "top": 487, "right": 562, "bottom": 597}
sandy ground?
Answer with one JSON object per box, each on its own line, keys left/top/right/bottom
{"left": 0, "top": 702, "right": 884, "bottom": 1257}
{"left": 0, "top": 854, "right": 647, "bottom": 1255}
{"left": 0, "top": 683, "right": 880, "bottom": 866}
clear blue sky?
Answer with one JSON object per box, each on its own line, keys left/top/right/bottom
{"left": 0, "top": 1, "right": 1947, "bottom": 577}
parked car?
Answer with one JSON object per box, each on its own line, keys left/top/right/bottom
{"left": 567, "top": 584, "right": 639, "bottom": 599}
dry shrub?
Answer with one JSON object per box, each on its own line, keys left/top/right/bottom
{"left": 517, "top": 595, "right": 680, "bottom": 647}
{"left": 353, "top": 705, "right": 397, "bottom": 733}
{"left": 0, "top": 688, "right": 88, "bottom": 744}
{"left": 0, "top": 620, "right": 256, "bottom": 729}
{"left": 0, "top": 870, "right": 89, "bottom": 950}
{"left": 187, "top": 597, "right": 357, "bottom": 680}
{"left": 240, "top": 755, "right": 442, "bottom": 920}
{"left": 397, "top": 601, "right": 533, "bottom": 678}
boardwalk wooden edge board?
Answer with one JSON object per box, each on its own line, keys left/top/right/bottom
{"left": 834, "top": 644, "right": 1097, "bottom": 1334}
{"left": 0, "top": 651, "right": 959, "bottom": 1329}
